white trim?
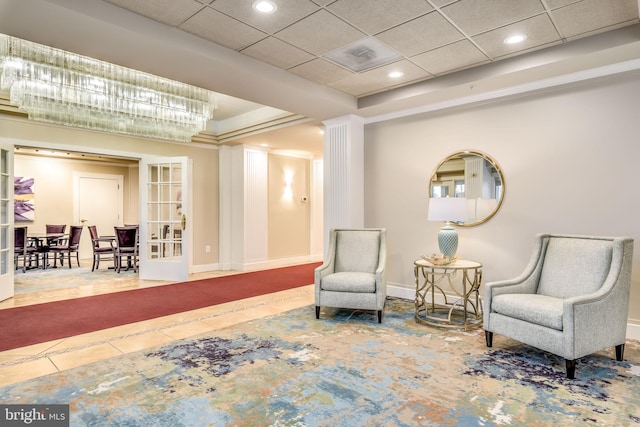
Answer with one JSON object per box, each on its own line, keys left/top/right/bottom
{"left": 189, "top": 263, "right": 220, "bottom": 274}
{"left": 215, "top": 255, "right": 322, "bottom": 272}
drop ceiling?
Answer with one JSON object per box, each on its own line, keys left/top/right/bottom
{"left": 102, "top": 0, "right": 639, "bottom": 97}
{"left": 0, "top": 0, "right": 639, "bottom": 159}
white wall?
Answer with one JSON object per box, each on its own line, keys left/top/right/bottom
{"left": 364, "top": 71, "right": 640, "bottom": 324}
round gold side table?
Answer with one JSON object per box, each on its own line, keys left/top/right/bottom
{"left": 414, "top": 259, "right": 483, "bottom": 330}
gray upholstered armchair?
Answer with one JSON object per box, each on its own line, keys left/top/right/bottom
{"left": 315, "top": 228, "right": 387, "bottom": 323}
{"left": 484, "top": 233, "right": 634, "bottom": 379}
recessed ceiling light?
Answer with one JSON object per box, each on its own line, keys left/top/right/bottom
{"left": 387, "top": 71, "right": 404, "bottom": 79}
{"left": 252, "top": 0, "right": 277, "bottom": 14}
{"left": 504, "top": 34, "right": 527, "bottom": 45}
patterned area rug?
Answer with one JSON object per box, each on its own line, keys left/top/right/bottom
{"left": 1, "top": 298, "right": 639, "bottom": 426}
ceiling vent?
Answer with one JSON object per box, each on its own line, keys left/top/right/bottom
{"left": 323, "top": 37, "right": 402, "bottom": 73}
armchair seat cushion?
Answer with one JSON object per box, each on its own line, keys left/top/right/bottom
{"left": 320, "top": 272, "right": 376, "bottom": 293}
{"left": 492, "top": 294, "right": 564, "bottom": 330}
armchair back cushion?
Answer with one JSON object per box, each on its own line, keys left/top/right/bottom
{"left": 334, "top": 230, "right": 380, "bottom": 274}
{"left": 537, "top": 237, "right": 613, "bottom": 298}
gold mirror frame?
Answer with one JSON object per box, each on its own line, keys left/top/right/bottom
{"left": 429, "top": 151, "right": 505, "bottom": 227}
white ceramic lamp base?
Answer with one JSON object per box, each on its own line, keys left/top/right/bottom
{"left": 438, "top": 225, "right": 458, "bottom": 257}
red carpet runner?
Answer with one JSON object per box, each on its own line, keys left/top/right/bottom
{"left": 0, "top": 262, "right": 320, "bottom": 352}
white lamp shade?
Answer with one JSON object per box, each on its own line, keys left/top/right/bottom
{"left": 428, "top": 197, "right": 469, "bottom": 223}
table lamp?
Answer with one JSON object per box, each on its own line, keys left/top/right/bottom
{"left": 428, "top": 197, "right": 468, "bottom": 257}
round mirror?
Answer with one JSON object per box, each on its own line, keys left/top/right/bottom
{"left": 429, "top": 151, "right": 505, "bottom": 227}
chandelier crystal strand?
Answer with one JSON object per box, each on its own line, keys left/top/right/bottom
{"left": 0, "top": 34, "right": 215, "bottom": 142}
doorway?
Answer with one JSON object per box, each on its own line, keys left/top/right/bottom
{"left": 11, "top": 147, "right": 138, "bottom": 296}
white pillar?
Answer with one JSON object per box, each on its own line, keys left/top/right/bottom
{"left": 322, "top": 115, "right": 365, "bottom": 255}
{"left": 219, "top": 145, "right": 268, "bottom": 271}
{"left": 310, "top": 158, "right": 324, "bottom": 259}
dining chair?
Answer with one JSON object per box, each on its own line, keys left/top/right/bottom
{"left": 114, "top": 226, "right": 139, "bottom": 273}
{"left": 88, "top": 225, "right": 116, "bottom": 271}
{"left": 49, "top": 225, "right": 83, "bottom": 268}
{"left": 14, "top": 226, "right": 38, "bottom": 272}
{"left": 46, "top": 224, "right": 67, "bottom": 267}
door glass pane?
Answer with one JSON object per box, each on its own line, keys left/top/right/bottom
{"left": 146, "top": 161, "right": 182, "bottom": 261}
{"left": 0, "top": 149, "right": 9, "bottom": 278}
{"left": 0, "top": 199, "right": 7, "bottom": 224}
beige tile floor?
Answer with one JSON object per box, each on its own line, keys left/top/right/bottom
{"left": 0, "top": 263, "right": 315, "bottom": 388}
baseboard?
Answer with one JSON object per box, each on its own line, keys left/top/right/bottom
{"left": 190, "top": 263, "right": 220, "bottom": 274}
{"left": 387, "top": 283, "right": 415, "bottom": 300}
{"left": 387, "top": 282, "right": 640, "bottom": 341}
{"left": 196, "top": 256, "right": 323, "bottom": 274}
{"left": 627, "top": 322, "right": 640, "bottom": 340}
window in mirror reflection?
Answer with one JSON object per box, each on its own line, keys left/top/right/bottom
{"left": 454, "top": 180, "right": 465, "bottom": 197}
{"left": 430, "top": 151, "right": 504, "bottom": 226}
{"left": 431, "top": 185, "right": 449, "bottom": 198}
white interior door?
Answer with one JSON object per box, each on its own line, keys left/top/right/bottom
{"left": 74, "top": 173, "right": 123, "bottom": 260}
{"left": 0, "top": 145, "right": 13, "bottom": 302}
{"left": 139, "top": 157, "right": 190, "bottom": 281}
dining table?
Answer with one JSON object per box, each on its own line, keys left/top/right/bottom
{"left": 27, "top": 233, "right": 68, "bottom": 269}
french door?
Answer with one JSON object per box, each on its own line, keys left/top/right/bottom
{"left": 139, "top": 156, "right": 191, "bottom": 281}
{"left": 0, "top": 144, "right": 13, "bottom": 301}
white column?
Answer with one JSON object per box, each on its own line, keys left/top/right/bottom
{"left": 322, "top": 115, "right": 365, "bottom": 254}
{"left": 310, "top": 158, "right": 324, "bottom": 259}
{"left": 244, "top": 148, "right": 268, "bottom": 267}
{"left": 219, "top": 145, "right": 268, "bottom": 271}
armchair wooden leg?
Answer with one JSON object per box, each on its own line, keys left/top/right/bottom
{"left": 615, "top": 343, "right": 625, "bottom": 361}
{"left": 377, "top": 310, "right": 383, "bottom": 323}
{"left": 485, "top": 331, "right": 493, "bottom": 347}
{"left": 315, "top": 306, "right": 320, "bottom": 319}
{"left": 566, "top": 359, "right": 576, "bottom": 379}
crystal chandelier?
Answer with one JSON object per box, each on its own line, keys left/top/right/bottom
{"left": 0, "top": 34, "right": 216, "bottom": 142}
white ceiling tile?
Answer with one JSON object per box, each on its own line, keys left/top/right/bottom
{"left": 370, "top": 59, "right": 433, "bottom": 84}
{"left": 551, "top": 0, "right": 639, "bottom": 38}
{"left": 441, "top": 0, "right": 546, "bottom": 36}
{"left": 428, "top": 0, "right": 457, "bottom": 6}
{"left": 327, "top": 0, "right": 433, "bottom": 34}
{"left": 180, "top": 7, "right": 267, "bottom": 50}
{"left": 210, "top": 0, "right": 320, "bottom": 34}
{"left": 289, "top": 58, "right": 353, "bottom": 84}
{"left": 275, "top": 10, "right": 366, "bottom": 55}
{"left": 327, "top": 75, "right": 382, "bottom": 96}
{"left": 410, "top": 40, "right": 489, "bottom": 75}
{"left": 329, "top": 59, "right": 431, "bottom": 96}
{"left": 105, "top": 0, "right": 205, "bottom": 26}
{"left": 377, "top": 11, "right": 464, "bottom": 57}
{"left": 309, "top": 0, "right": 338, "bottom": 6}
{"left": 544, "top": 0, "right": 580, "bottom": 9}
{"left": 241, "top": 37, "right": 315, "bottom": 69}
{"left": 472, "top": 14, "right": 560, "bottom": 59}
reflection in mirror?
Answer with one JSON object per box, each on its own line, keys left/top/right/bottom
{"left": 430, "top": 151, "right": 504, "bottom": 227}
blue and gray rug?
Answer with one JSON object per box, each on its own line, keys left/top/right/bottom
{"left": 1, "top": 298, "right": 639, "bottom": 426}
